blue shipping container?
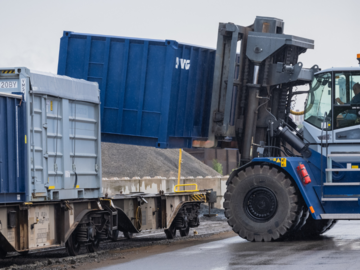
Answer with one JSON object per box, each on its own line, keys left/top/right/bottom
{"left": 0, "top": 93, "right": 27, "bottom": 203}
{"left": 58, "top": 32, "right": 215, "bottom": 148}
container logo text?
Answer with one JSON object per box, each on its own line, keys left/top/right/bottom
{"left": 21, "top": 79, "right": 26, "bottom": 93}
{"left": 175, "top": 57, "right": 190, "bottom": 70}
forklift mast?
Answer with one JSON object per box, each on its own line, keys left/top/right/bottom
{"left": 207, "top": 16, "right": 319, "bottom": 164}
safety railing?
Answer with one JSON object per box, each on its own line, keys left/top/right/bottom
{"left": 174, "top": 149, "right": 199, "bottom": 193}
{"left": 174, "top": 183, "right": 199, "bottom": 193}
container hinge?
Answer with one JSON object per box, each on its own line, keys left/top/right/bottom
{"left": 54, "top": 163, "right": 58, "bottom": 172}
{"left": 95, "top": 164, "right": 98, "bottom": 172}
{"left": 43, "top": 123, "right": 48, "bottom": 129}
{"left": 72, "top": 164, "right": 76, "bottom": 172}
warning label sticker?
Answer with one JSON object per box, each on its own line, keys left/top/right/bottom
{"left": 281, "top": 158, "right": 287, "bottom": 167}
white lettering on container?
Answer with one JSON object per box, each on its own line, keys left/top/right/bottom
{"left": 21, "top": 79, "right": 26, "bottom": 93}
{"left": 0, "top": 81, "right": 17, "bottom": 89}
{"left": 175, "top": 57, "right": 190, "bottom": 70}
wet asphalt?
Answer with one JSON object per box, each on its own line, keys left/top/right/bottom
{"left": 97, "top": 221, "right": 360, "bottom": 270}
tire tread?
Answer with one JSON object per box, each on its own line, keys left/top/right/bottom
{"left": 224, "top": 165, "right": 301, "bottom": 242}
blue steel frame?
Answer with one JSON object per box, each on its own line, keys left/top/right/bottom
{"left": 249, "top": 149, "right": 360, "bottom": 220}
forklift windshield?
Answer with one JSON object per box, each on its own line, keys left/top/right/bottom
{"left": 333, "top": 72, "right": 360, "bottom": 129}
{"left": 305, "top": 71, "right": 360, "bottom": 130}
{"left": 304, "top": 72, "right": 332, "bottom": 129}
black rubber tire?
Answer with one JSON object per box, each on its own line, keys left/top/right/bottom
{"left": 291, "top": 207, "right": 309, "bottom": 232}
{"left": 326, "top": 220, "right": 338, "bottom": 232}
{"left": 286, "top": 206, "right": 310, "bottom": 239}
{"left": 180, "top": 226, "right": 190, "bottom": 237}
{"left": 66, "top": 232, "right": 81, "bottom": 256}
{"left": 286, "top": 205, "right": 304, "bottom": 234}
{"left": 224, "top": 165, "right": 301, "bottom": 242}
{"left": 86, "top": 238, "right": 100, "bottom": 253}
{"left": 123, "top": 231, "right": 133, "bottom": 239}
{"left": 295, "top": 215, "right": 337, "bottom": 238}
{"left": 296, "top": 207, "right": 310, "bottom": 231}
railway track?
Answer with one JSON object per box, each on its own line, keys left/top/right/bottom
{"left": 0, "top": 217, "right": 228, "bottom": 269}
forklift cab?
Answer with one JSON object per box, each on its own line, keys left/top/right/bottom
{"left": 303, "top": 68, "right": 360, "bottom": 148}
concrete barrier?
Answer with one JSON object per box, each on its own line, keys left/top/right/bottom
{"left": 102, "top": 175, "right": 228, "bottom": 209}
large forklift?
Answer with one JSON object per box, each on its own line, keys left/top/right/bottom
{"left": 208, "top": 16, "right": 360, "bottom": 241}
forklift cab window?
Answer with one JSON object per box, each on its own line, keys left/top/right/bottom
{"left": 304, "top": 72, "right": 332, "bottom": 130}
{"left": 334, "top": 72, "right": 360, "bottom": 129}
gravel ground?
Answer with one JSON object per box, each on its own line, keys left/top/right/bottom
{"left": 102, "top": 143, "right": 222, "bottom": 178}
{"left": 0, "top": 211, "right": 229, "bottom": 270}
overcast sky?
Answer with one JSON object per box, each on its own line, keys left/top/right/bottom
{"left": 0, "top": 0, "right": 359, "bottom": 110}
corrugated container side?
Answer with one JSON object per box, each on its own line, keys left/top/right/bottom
{"left": 168, "top": 46, "right": 215, "bottom": 143}
{"left": 0, "top": 68, "right": 102, "bottom": 202}
{"left": 0, "top": 95, "right": 27, "bottom": 203}
{"left": 58, "top": 32, "right": 215, "bottom": 148}
{"left": 30, "top": 96, "right": 101, "bottom": 201}
{"left": 27, "top": 71, "right": 102, "bottom": 202}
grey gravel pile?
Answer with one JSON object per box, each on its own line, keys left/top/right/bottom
{"left": 101, "top": 142, "right": 221, "bottom": 178}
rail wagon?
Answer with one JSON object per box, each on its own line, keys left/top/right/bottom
{"left": 0, "top": 68, "right": 211, "bottom": 257}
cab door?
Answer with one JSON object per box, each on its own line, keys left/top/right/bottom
{"left": 303, "top": 72, "right": 334, "bottom": 151}
{"left": 332, "top": 71, "right": 360, "bottom": 144}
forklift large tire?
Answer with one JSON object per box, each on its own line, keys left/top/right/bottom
{"left": 295, "top": 206, "right": 310, "bottom": 231}
{"left": 326, "top": 220, "right": 338, "bottom": 232}
{"left": 224, "top": 165, "right": 301, "bottom": 242}
{"left": 286, "top": 205, "right": 310, "bottom": 239}
{"left": 287, "top": 204, "right": 306, "bottom": 234}
{"left": 295, "top": 215, "right": 337, "bottom": 238}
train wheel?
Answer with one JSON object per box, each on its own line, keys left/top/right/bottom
{"left": 180, "top": 226, "right": 190, "bottom": 237}
{"left": 0, "top": 248, "right": 7, "bottom": 259}
{"left": 165, "top": 226, "right": 177, "bottom": 239}
{"left": 123, "top": 231, "right": 133, "bottom": 239}
{"left": 66, "top": 232, "right": 81, "bottom": 256}
{"left": 86, "top": 238, "right": 100, "bottom": 253}
{"left": 111, "top": 230, "right": 119, "bottom": 241}
{"left": 224, "top": 165, "right": 301, "bottom": 242}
